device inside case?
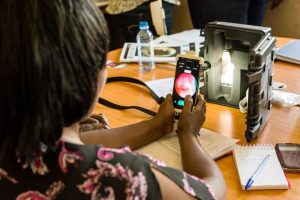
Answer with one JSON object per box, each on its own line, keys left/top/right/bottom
{"left": 200, "top": 22, "right": 276, "bottom": 142}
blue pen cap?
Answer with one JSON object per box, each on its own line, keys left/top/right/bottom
{"left": 245, "top": 179, "right": 254, "bottom": 190}
{"left": 139, "top": 21, "right": 149, "bottom": 30}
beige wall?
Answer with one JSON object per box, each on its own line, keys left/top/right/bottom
{"left": 172, "top": 0, "right": 300, "bottom": 39}
{"left": 263, "top": 0, "right": 300, "bottom": 39}
{"left": 172, "top": 0, "right": 193, "bottom": 33}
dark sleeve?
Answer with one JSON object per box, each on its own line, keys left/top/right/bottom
{"left": 95, "top": 147, "right": 216, "bottom": 200}
{"left": 155, "top": 165, "right": 217, "bottom": 200}
{"left": 140, "top": 153, "right": 217, "bottom": 200}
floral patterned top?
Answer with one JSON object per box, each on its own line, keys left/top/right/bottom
{"left": 0, "top": 141, "right": 216, "bottom": 199}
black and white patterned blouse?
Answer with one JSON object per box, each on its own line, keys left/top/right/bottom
{"left": 0, "top": 141, "right": 216, "bottom": 199}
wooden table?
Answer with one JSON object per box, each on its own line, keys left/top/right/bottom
{"left": 93, "top": 38, "right": 300, "bottom": 200}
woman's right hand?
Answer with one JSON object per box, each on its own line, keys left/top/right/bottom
{"left": 177, "top": 94, "right": 206, "bottom": 137}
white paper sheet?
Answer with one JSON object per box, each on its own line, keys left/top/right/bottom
{"left": 145, "top": 78, "right": 174, "bottom": 98}
{"left": 153, "top": 29, "right": 204, "bottom": 53}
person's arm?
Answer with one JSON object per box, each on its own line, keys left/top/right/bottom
{"left": 148, "top": 95, "right": 225, "bottom": 200}
{"left": 176, "top": 95, "right": 226, "bottom": 200}
{"left": 79, "top": 95, "right": 174, "bottom": 150}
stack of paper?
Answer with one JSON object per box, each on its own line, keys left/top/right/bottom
{"left": 119, "top": 43, "right": 182, "bottom": 63}
{"left": 159, "top": 128, "right": 239, "bottom": 159}
{"left": 153, "top": 29, "right": 204, "bottom": 54}
{"left": 119, "top": 29, "right": 205, "bottom": 63}
{"left": 275, "top": 39, "right": 300, "bottom": 65}
{"left": 145, "top": 77, "right": 204, "bottom": 98}
{"left": 136, "top": 128, "right": 239, "bottom": 169}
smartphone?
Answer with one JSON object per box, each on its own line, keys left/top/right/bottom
{"left": 172, "top": 53, "right": 203, "bottom": 118}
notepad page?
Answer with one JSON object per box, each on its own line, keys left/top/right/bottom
{"left": 233, "top": 144, "right": 289, "bottom": 190}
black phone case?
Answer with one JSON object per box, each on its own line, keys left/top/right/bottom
{"left": 172, "top": 56, "right": 202, "bottom": 111}
{"left": 275, "top": 143, "right": 300, "bottom": 173}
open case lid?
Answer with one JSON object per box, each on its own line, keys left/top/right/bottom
{"left": 201, "top": 21, "right": 276, "bottom": 142}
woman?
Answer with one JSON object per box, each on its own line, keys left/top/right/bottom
{"left": 0, "top": 0, "right": 225, "bottom": 199}
{"left": 187, "top": 0, "right": 268, "bottom": 29}
{"left": 105, "top": 0, "right": 180, "bottom": 49}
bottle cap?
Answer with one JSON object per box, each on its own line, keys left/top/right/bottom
{"left": 139, "top": 21, "right": 149, "bottom": 30}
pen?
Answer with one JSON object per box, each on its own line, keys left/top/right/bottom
{"left": 245, "top": 154, "right": 271, "bottom": 190}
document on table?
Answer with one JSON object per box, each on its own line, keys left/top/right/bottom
{"left": 119, "top": 43, "right": 182, "bottom": 63}
{"left": 137, "top": 128, "right": 239, "bottom": 169}
{"left": 275, "top": 39, "right": 300, "bottom": 65}
{"left": 153, "top": 29, "right": 204, "bottom": 54}
{"left": 145, "top": 78, "right": 204, "bottom": 98}
{"left": 145, "top": 78, "right": 174, "bottom": 98}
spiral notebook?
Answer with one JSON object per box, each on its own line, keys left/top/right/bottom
{"left": 233, "top": 144, "right": 289, "bottom": 190}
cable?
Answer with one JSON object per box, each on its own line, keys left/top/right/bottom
{"left": 239, "top": 89, "right": 248, "bottom": 113}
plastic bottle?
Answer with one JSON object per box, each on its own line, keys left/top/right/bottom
{"left": 136, "top": 21, "right": 155, "bottom": 72}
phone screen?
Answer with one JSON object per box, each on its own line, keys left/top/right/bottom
{"left": 172, "top": 57, "right": 201, "bottom": 110}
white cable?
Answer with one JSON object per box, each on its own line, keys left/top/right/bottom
{"left": 239, "top": 89, "right": 248, "bottom": 113}
{"left": 239, "top": 82, "right": 298, "bottom": 112}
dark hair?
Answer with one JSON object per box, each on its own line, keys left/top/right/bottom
{"left": 0, "top": 0, "right": 109, "bottom": 163}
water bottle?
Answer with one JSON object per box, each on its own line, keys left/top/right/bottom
{"left": 136, "top": 21, "right": 155, "bottom": 72}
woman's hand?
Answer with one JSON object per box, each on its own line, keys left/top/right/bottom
{"left": 152, "top": 94, "right": 174, "bottom": 136}
{"left": 177, "top": 94, "right": 206, "bottom": 137}
{"left": 79, "top": 113, "right": 110, "bottom": 133}
{"left": 175, "top": 95, "right": 226, "bottom": 200}
{"left": 80, "top": 96, "right": 174, "bottom": 148}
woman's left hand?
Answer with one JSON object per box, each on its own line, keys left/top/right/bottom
{"left": 153, "top": 94, "right": 174, "bottom": 136}
{"left": 79, "top": 113, "right": 110, "bottom": 132}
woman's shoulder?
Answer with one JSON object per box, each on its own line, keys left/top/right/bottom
{"left": 78, "top": 145, "right": 163, "bottom": 199}
{"left": 96, "top": 147, "right": 216, "bottom": 199}
{"left": 0, "top": 143, "right": 163, "bottom": 199}
{"left": 1, "top": 143, "right": 215, "bottom": 199}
